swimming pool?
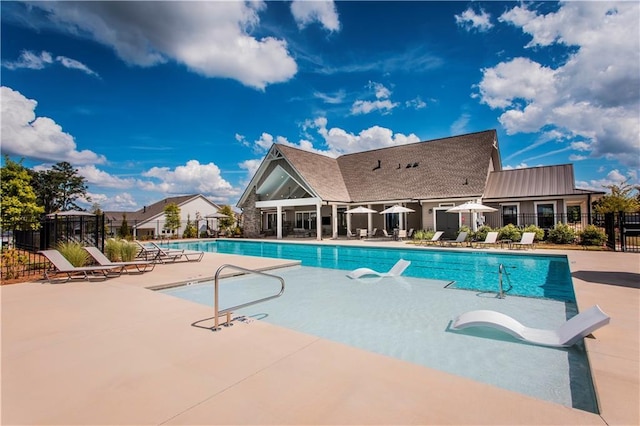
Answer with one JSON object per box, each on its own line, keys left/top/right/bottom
{"left": 161, "top": 264, "right": 597, "bottom": 413}
{"left": 165, "top": 239, "right": 576, "bottom": 302}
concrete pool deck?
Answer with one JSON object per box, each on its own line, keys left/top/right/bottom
{"left": 1, "top": 241, "right": 638, "bottom": 425}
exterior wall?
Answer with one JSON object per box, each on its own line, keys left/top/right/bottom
{"left": 240, "top": 186, "right": 261, "bottom": 238}
{"left": 138, "top": 196, "right": 220, "bottom": 238}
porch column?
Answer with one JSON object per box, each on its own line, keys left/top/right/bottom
{"left": 276, "top": 205, "right": 283, "bottom": 239}
{"left": 332, "top": 204, "right": 338, "bottom": 239}
{"left": 367, "top": 204, "right": 373, "bottom": 235}
{"left": 316, "top": 202, "right": 322, "bottom": 240}
{"left": 347, "top": 211, "right": 352, "bottom": 236}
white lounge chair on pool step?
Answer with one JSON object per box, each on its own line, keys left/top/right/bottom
{"left": 451, "top": 305, "right": 610, "bottom": 347}
{"left": 473, "top": 231, "right": 499, "bottom": 248}
{"left": 421, "top": 231, "right": 444, "bottom": 246}
{"left": 347, "top": 259, "right": 411, "bottom": 279}
{"left": 511, "top": 232, "right": 536, "bottom": 249}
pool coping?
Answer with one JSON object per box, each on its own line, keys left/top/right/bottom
{"left": 1, "top": 240, "right": 638, "bottom": 425}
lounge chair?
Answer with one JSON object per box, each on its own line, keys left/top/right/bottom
{"left": 421, "top": 231, "right": 444, "bottom": 246}
{"left": 397, "top": 229, "right": 407, "bottom": 240}
{"left": 84, "top": 246, "right": 156, "bottom": 273}
{"left": 370, "top": 228, "right": 378, "bottom": 237}
{"left": 511, "top": 232, "right": 536, "bottom": 249}
{"left": 39, "top": 249, "right": 123, "bottom": 283}
{"left": 134, "top": 241, "right": 184, "bottom": 263}
{"left": 473, "top": 231, "right": 499, "bottom": 248}
{"left": 381, "top": 229, "right": 394, "bottom": 239}
{"left": 440, "top": 231, "right": 468, "bottom": 247}
{"left": 149, "top": 242, "right": 204, "bottom": 262}
{"left": 347, "top": 259, "right": 411, "bottom": 279}
{"left": 451, "top": 305, "right": 610, "bottom": 348}
{"left": 359, "top": 229, "right": 368, "bottom": 239}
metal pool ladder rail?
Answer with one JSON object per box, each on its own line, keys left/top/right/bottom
{"left": 212, "top": 264, "right": 285, "bottom": 332}
{"left": 498, "top": 263, "right": 513, "bottom": 299}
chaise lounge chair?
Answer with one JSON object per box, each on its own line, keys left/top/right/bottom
{"left": 148, "top": 242, "right": 204, "bottom": 262}
{"left": 511, "top": 232, "right": 536, "bottom": 249}
{"left": 347, "top": 259, "right": 411, "bottom": 279}
{"left": 440, "top": 231, "right": 468, "bottom": 247}
{"left": 421, "top": 231, "right": 444, "bottom": 246}
{"left": 473, "top": 231, "right": 499, "bottom": 248}
{"left": 84, "top": 246, "right": 156, "bottom": 273}
{"left": 451, "top": 305, "right": 610, "bottom": 347}
{"left": 39, "top": 249, "right": 124, "bottom": 283}
{"left": 134, "top": 241, "right": 184, "bottom": 263}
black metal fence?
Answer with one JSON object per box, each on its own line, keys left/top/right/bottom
{"left": 482, "top": 212, "right": 598, "bottom": 233}
{"left": 1, "top": 214, "right": 106, "bottom": 281}
{"left": 603, "top": 212, "right": 640, "bottom": 253}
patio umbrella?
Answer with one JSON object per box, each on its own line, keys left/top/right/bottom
{"left": 46, "top": 210, "right": 95, "bottom": 218}
{"left": 378, "top": 205, "right": 415, "bottom": 214}
{"left": 446, "top": 202, "right": 497, "bottom": 230}
{"left": 345, "top": 206, "right": 377, "bottom": 214}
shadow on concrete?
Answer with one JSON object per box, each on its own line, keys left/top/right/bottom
{"left": 572, "top": 270, "right": 640, "bottom": 289}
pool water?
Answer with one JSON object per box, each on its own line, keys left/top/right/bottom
{"left": 166, "top": 240, "right": 576, "bottom": 302}
{"left": 161, "top": 265, "right": 598, "bottom": 413}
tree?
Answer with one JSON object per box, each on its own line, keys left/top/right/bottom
{"left": 0, "top": 156, "right": 44, "bottom": 230}
{"left": 31, "top": 161, "right": 90, "bottom": 213}
{"left": 163, "top": 203, "right": 181, "bottom": 237}
{"left": 118, "top": 213, "right": 131, "bottom": 239}
{"left": 593, "top": 181, "right": 640, "bottom": 213}
{"left": 217, "top": 205, "right": 236, "bottom": 234}
{"left": 182, "top": 214, "right": 197, "bottom": 238}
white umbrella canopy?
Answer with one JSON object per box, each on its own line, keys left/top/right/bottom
{"left": 46, "top": 211, "right": 95, "bottom": 218}
{"left": 345, "top": 206, "right": 377, "bottom": 214}
{"left": 446, "top": 202, "right": 497, "bottom": 213}
{"left": 205, "top": 212, "right": 231, "bottom": 218}
{"left": 379, "top": 205, "right": 415, "bottom": 215}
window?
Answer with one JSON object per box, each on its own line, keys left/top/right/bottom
{"left": 295, "top": 211, "right": 316, "bottom": 230}
{"left": 502, "top": 204, "right": 519, "bottom": 226}
{"left": 535, "top": 202, "right": 556, "bottom": 229}
{"left": 566, "top": 205, "right": 581, "bottom": 224}
{"left": 266, "top": 212, "right": 285, "bottom": 230}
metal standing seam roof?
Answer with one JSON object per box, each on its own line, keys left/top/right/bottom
{"left": 274, "top": 130, "right": 498, "bottom": 203}
{"left": 483, "top": 164, "right": 601, "bottom": 199}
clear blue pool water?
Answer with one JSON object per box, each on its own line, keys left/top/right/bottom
{"left": 161, "top": 264, "right": 597, "bottom": 413}
{"left": 165, "top": 239, "right": 576, "bottom": 302}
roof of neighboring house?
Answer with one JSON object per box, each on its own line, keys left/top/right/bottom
{"left": 104, "top": 194, "right": 215, "bottom": 223}
{"left": 483, "top": 164, "right": 604, "bottom": 200}
{"left": 260, "top": 129, "right": 499, "bottom": 204}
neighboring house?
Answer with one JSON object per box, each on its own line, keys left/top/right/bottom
{"left": 237, "top": 129, "right": 603, "bottom": 239}
{"left": 105, "top": 194, "right": 222, "bottom": 239}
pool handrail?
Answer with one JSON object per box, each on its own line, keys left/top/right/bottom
{"left": 212, "top": 264, "right": 285, "bottom": 331}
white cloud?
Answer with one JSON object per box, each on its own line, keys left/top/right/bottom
{"left": 141, "top": 160, "right": 239, "bottom": 198}
{"left": 2, "top": 50, "right": 99, "bottom": 77}
{"left": 77, "top": 165, "right": 136, "bottom": 189}
{"left": 87, "top": 192, "right": 139, "bottom": 211}
{"left": 478, "top": 2, "right": 640, "bottom": 167}
{"left": 239, "top": 159, "right": 262, "bottom": 179}
{"left": 502, "top": 163, "right": 530, "bottom": 170}
{"left": 450, "top": 113, "right": 470, "bottom": 136}
{"left": 290, "top": 0, "right": 340, "bottom": 32}
{"left": 28, "top": 2, "right": 297, "bottom": 90}
{"left": 406, "top": 97, "right": 427, "bottom": 110}
{"left": 576, "top": 169, "right": 638, "bottom": 191}
{"left": 0, "top": 86, "right": 106, "bottom": 164}
{"left": 314, "top": 90, "right": 346, "bottom": 104}
{"left": 455, "top": 7, "right": 493, "bottom": 32}
{"left": 351, "top": 81, "right": 399, "bottom": 115}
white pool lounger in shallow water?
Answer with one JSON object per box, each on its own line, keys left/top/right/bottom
{"left": 452, "top": 305, "right": 610, "bottom": 348}
{"left": 347, "top": 259, "right": 411, "bottom": 279}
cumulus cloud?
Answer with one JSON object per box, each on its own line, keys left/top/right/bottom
{"left": 141, "top": 160, "right": 239, "bottom": 198}
{"left": 26, "top": 2, "right": 296, "bottom": 90}
{"left": 2, "top": 50, "right": 99, "bottom": 77}
{"left": 77, "top": 165, "right": 136, "bottom": 189}
{"left": 0, "top": 86, "right": 106, "bottom": 164}
{"left": 455, "top": 7, "right": 493, "bottom": 32}
{"left": 576, "top": 169, "right": 638, "bottom": 191}
{"left": 291, "top": 0, "right": 340, "bottom": 32}
{"left": 351, "top": 81, "right": 399, "bottom": 115}
{"left": 239, "top": 159, "right": 262, "bottom": 179}
{"left": 87, "top": 191, "right": 138, "bottom": 211}
{"left": 477, "top": 2, "right": 640, "bottom": 167}
{"left": 406, "top": 97, "right": 427, "bottom": 110}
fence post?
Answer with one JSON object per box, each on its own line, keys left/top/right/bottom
{"left": 619, "top": 211, "right": 626, "bottom": 252}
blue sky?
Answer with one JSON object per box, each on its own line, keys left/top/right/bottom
{"left": 2, "top": 1, "right": 639, "bottom": 211}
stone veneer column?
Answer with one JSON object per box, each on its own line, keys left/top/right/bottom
{"left": 240, "top": 186, "right": 261, "bottom": 238}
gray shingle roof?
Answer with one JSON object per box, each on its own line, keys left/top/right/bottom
{"left": 274, "top": 130, "right": 498, "bottom": 203}
{"left": 104, "top": 194, "right": 201, "bottom": 222}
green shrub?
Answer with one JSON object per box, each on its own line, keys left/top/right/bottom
{"left": 473, "top": 225, "right": 494, "bottom": 242}
{"left": 522, "top": 224, "right": 544, "bottom": 241}
{"left": 120, "top": 241, "right": 138, "bottom": 261}
{"left": 498, "top": 224, "right": 522, "bottom": 242}
{"left": 578, "top": 225, "right": 607, "bottom": 246}
{"left": 412, "top": 230, "right": 427, "bottom": 241}
{"left": 57, "top": 241, "right": 89, "bottom": 267}
{"left": 547, "top": 223, "right": 576, "bottom": 244}
{"left": 458, "top": 225, "right": 472, "bottom": 241}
